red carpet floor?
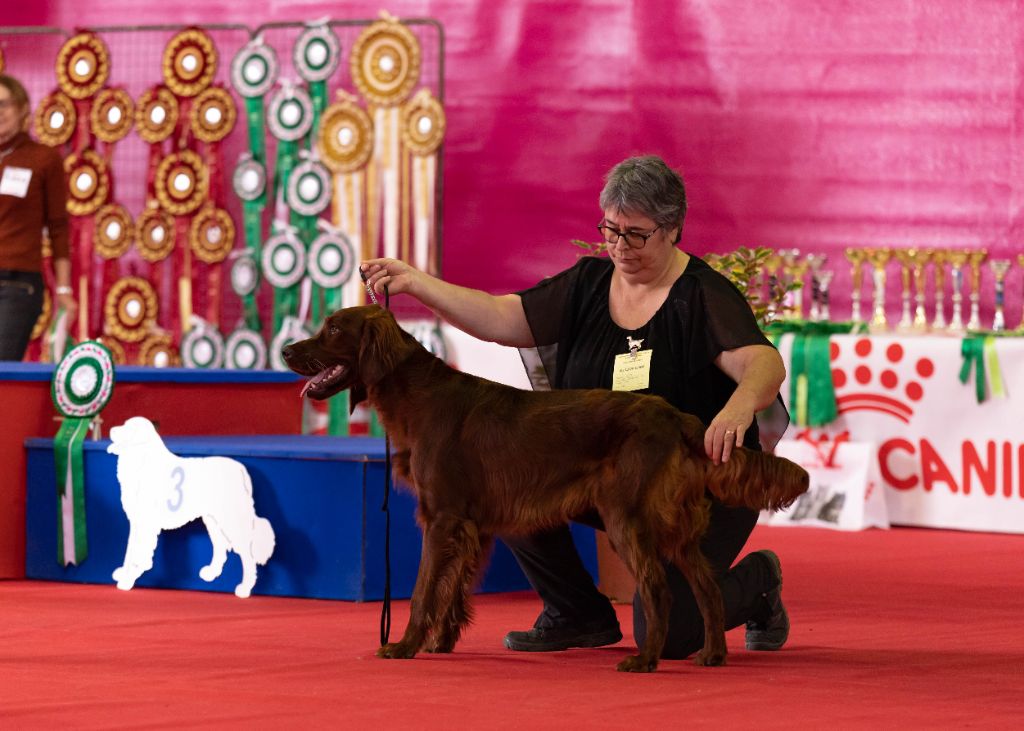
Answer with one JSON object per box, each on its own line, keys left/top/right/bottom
{"left": 2, "top": 525, "right": 1023, "bottom": 728}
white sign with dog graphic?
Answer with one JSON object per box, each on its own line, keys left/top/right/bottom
{"left": 107, "top": 416, "right": 275, "bottom": 597}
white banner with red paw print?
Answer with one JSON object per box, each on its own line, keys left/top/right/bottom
{"left": 775, "top": 333, "right": 1024, "bottom": 534}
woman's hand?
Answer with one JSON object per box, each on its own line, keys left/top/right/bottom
{"left": 56, "top": 291, "right": 78, "bottom": 321}
{"left": 360, "top": 258, "right": 422, "bottom": 298}
{"left": 705, "top": 403, "right": 755, "bottom": 465}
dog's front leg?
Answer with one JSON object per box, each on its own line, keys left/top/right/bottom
{"left": 377, "top": 514, "right": 469, "bottom": 660}
{"left": 113, "top": 520, "right": 159, "bottom": 590}
{"left": 426, "top": 532, "right": 492, "bottom": 654}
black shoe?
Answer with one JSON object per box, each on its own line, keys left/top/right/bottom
{"left": 745, "top": 549, "right": 790, "bottom": 651}
{"left": 504, "top": 620, "right": 622, "bottom": 652}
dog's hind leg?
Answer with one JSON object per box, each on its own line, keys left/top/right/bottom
{"left": 378, "top": 514, "right": 478, "bottom": 660}
{"left": 199, "top": 517, "right": 229, "bottom": 583}
{"left": 426, "top": 532, "right": 493, "bottom": 653}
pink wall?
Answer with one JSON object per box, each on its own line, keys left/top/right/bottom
{"left": 3, "top": 0, "right": 1023, "bottom": 326}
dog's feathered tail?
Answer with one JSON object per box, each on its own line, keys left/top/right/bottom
{"left": 704, "top": 448, "right": 809, "bottom": 512}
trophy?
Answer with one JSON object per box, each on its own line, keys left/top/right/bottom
{"left": 763, "top": 253, "right": 782, "bottom": 323}
{"left": 845, "top": 248, "right": 867, "bottom": 324}
{"left": 947, "top": 250, "right": 969, "bottom": 332}
{"left": 779, "top": 249, "right": 804, "bottom": 319}
{"left": 989, "top": 259, "right": 1011, "bottom": 331}
{"left": 909, "top": 249, "right": 931, "bottom": 331}
{"left": 865, "top": 247, "right": 892, "bottom": 332}
{"left": 894, "top": 249, "right": 915, "bottom": 331}
{"left": 929, "top": 249, "right": 947, "bottom": 331}
{"left": 806, "top": 253, "right": 827, "bottom": 321}
{"left": 817, "top": 268, "right": 834, "bottom": 321}
{"left": 966, "top": 250, "right": 987, "bottom": 331}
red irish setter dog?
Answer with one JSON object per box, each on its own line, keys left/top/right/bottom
{"left": 283, "top": 305, "right": 808, "bottom": 672}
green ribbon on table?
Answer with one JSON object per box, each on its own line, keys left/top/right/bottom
{"left": 764, "top": 320, "right": 859, "bottom": 428}
{"left": 53, "top": 417, "right": 91, "bottom": 566}
{"left": 960, "top": 335, "right": 1006, "bottom": 403}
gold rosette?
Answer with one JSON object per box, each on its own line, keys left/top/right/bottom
{"left": 33, "top": 91, "right": 76, "bottom": 147}
{"left": 189, "top": 205, "right": 235, "bottom": 264}
{"left": 190, "top": 85, "right": 237, "bottom": 143}
{"left": 401, "top": 89, "right": 446, "bottom": 156}
{"left": 162, "top": 28, "right": 218, "bottom": 98}
{"left": 350, "top": 15, "right": 422, "bottom": 106}
{"left": 135, "top": 86, "right": 179, "bottom": 143}
{"left": 317, "top": 96, "right": 374, "bottom": 173}
{"left": 94, "top": 204, "right": 134, "bottom": 259}
{"left": 97, "top": 335, "right": 127, "bottom": 365}
{"left": 138, "top": 333, "right": 180, "bottom": 367}
{"left": 104, "top": 277, "right": 158, "bottom": 343}
{"left": 136, "top": 206, "right": 176, "bottom": 262}
{"left": 90, "top": 88, "right": 134, "bottom": 143}
{"left": 64, "top": 149, "right": 110, "bottom": 216}
{"left": 155, "top": 150, "right": 209, "bottom": 215}
{"left": 56, "top": 32, "right": 110, "bottom": 100}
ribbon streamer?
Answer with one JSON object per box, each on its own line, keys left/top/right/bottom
{"left": 54, "top": 417, "right": 90, "bottom": 566}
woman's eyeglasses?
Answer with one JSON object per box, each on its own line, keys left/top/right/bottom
{"left": 596, "top": 223, "right": 661, "bottom": 250}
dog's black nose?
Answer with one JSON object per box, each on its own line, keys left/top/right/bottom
{"left": 281, "top": 345, "right": 295, "bottom": 362}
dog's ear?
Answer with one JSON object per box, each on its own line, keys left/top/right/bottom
{"left": 357, "top": 309, "right": 412, "bottom": 386}
{"left": 349, "top": 383, "right": 367, "bottom": 413}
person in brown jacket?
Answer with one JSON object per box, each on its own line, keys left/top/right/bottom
{"left": 0, "top": 74, "right": 76, "bottom": 360}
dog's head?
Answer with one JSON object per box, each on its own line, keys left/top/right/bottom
{"left": 282, "top": 305, "right": 415, "bottom": 407}
{"left": 107, "top": 416, "right": 163, "bottom": 455}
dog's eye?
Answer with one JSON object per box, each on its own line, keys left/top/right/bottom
{"left": 327, "top": 324, "right": 339, "bottom": 336}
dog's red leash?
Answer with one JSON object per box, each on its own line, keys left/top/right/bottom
{"left": 361, "top": 269, "right": 393, "bottom": 646}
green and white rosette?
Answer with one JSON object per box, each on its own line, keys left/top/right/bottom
{"left": 267, "top": 81, "right": 314, "bottom": 207}
{"left": 308, "top": 220, "right": 355, "bottom": 313}
{"left": 269, "top": 315, "right": 313, "bottom": 372}
{"left": 287, "top": 152, "right": 333, "bottom": 322}
{"left": 181, "top": 316, "right": 226, "bottom": 369}
{"left": 51, "top": 341, "right": 115, "bottom": 567}
{"left": 225, "top": 327, "right": 268, "bottom": 370}
{"left": 230, "top": 34, "right": 279, "bottom": 163}
{"left": 262, "top": 222, "right": 307, "bottom": 334}
{"left": 294, "top": 21, "right": 340, "bottom": 136}
{"left": 232, "top": 153, "right": 267, "bottom": 330}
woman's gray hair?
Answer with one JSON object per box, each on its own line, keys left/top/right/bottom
{"left": 599, "top": 156, "right": 687, "bottom": 243}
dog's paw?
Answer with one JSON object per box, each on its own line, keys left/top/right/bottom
{"left": 112, "top": 567, "right": 125, "bottom": 582}
{"left": 424, "top": 638, "right": 456, "bottom": 654}
{"left": 115, "top": 578, "right": 136, "bottom": 591}
{"left": 234, "top": 585, "right": 252, "bottom": 599}
{"left": 377, "top": 642, "right": 418, "bottom": 659}
{"left": 694, "top": 649, "right": 727, "bottom": 667}
{"left": 616, "top": 655, "right": 657, "bottom": 673}
{"left": 199, "top": 565, "right": 220, "bottom": 582}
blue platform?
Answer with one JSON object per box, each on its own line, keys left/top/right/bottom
{"left": 24, "top": 436, "right": 598, "bottom": 601}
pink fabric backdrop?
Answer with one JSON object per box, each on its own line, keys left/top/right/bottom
{"left": 4, "top": 0, "right": 1023, "bottom": 326}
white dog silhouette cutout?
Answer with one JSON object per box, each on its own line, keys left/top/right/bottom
{"left": 107, "top": 416, "right": 275, "bottom": 598}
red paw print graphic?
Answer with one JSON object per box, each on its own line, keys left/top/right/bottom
{"left": 830, "top": 338, "right": 935, "bottom": 423}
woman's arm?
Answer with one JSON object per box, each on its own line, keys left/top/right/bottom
{"left": 706, "top": 344, "right": 786, "bottom": 464}
{"left": 361, "top": 258, "right": 535, "bottom": 347}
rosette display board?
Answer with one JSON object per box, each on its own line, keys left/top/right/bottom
{"left": 51, "top": 341, "right": 115, "bottom": 566}
{"left": 231, "top": 154, "right": 266, "bottom": 330}
{"left": 351, "top": 12, "right": 421, "bottom": 263}
{"left": 55, "top": 32, "right": 110, "bottom": 152}
{"left": 401, "top": 89, "right": 445, "bottom": 274}
{"left": 319, "top": 92, "right": 375, "bottom": 308}
{"left": 65, "top": 148, "right": 111, "bottom": 341}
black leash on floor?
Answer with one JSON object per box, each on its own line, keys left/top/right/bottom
{"left": 361, "top": 269, "right": 392, "bottom": 645}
